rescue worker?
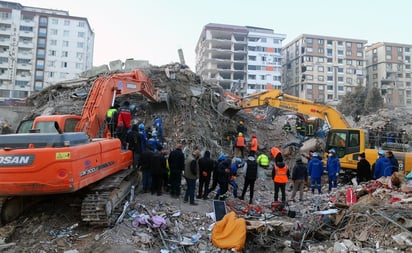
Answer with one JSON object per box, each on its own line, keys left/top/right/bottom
{"left": 208, "top": 154, "right": 225, "bottom": 196}
{"left": 147, "top": 131, "right": 161, "bottom": 152}
{"left": 197, "top": 150, "right": 214, "bottom": 200}
{"left": 235, "top": 132, "right": 246, "bottom": 158}
{"left": 214, "top": 157, "right": 231, "bottom": 200}
{"left": 150, "top": 144, "right": 167, "bottom": 196}
{"left": 228, "top": 158, "right": 242, "bottom": 198}
{"left": 106, "top": 104, "right": 119, "bottom": 138}
{"left": 153, "top": 115, "right": 163, "bottom": 141}
{"left": 374, "top": 150, "right": 392, "bottom": 179}
{"left": 249, "top": 133, "right": 258, "bottom": 156}
{"left": 308, "top": 152, "right": 323, "bottom": 194}
{"left": 270, "top": 146, "right": 283, "bottom": 163}
{"left": 236, "top": 120, "right": 247, "bottom": 135}
{"left": 290, "top": 157, "right": 308, "bottom": 202}
{"left": 240, "top": 154, "right": 258, "bottom": 204}
{"left": 356, "top": 152, "right": 371, "bottom": 183}
{"left": 168, "top": 143, "right": 185, "bottom": 198}
{"left": 257, "top": 152, "right": 270, "bottom": 169}
{"left": 117, "top": 101, "right": 132, "bottom": 149}
{"left": 327, "top": 149, "right": 340, "bottom": 192}
{"left": 282, "top": 121, "right": 292, "bottom": 133}
{"left": 272, "top": 161, "right": 289, "bottom": 203}
{"left": 140, "top": 145, "right": 153, "bottom": 193}
{"left": 184, "top": 150, "right": 201, "bottom": 205}
{"left": 125, "top": 124, "right": 142, "bottom": 170}
{"left": 386, "top": 150, "right": 399, "bottom": 173}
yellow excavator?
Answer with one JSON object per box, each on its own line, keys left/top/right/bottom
{"left": 220, "top": 89, "right": 412, "bottom": 175}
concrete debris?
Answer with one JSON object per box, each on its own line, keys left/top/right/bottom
{"left": 2, "top": 62, "right": 412, "bottom": 253}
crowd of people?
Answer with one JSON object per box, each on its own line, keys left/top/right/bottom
{"left": 106, "top": 104, "right": 402, "bottom": 206}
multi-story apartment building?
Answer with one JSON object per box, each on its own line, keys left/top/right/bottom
{"left": 283, "top": 34, "right": 367, "bottom": 104}
{"left": 195, "top": 23, "right": 285, "bottom": 96}
{"left": 365, "top": 42, "right": 412, "bottom": 107}
{"left": 0, "top": 1, "right": 94, "bottom": 104}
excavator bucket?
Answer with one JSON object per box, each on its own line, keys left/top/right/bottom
{"left": 217, "top": 101, "right": 241, "bottom": 117}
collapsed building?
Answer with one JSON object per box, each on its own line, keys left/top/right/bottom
{"left": 0, "top": 63, "right": 411, "bottom": 252}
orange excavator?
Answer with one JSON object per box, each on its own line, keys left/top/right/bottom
{"left": 0, "top": 69, "right": 158, "bottom": 226}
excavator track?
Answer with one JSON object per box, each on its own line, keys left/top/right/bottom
{"left": 81, "top": 167, "right": 138, "bottom": 226}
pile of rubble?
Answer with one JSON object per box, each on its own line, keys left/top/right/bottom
{"left": 1, "top": 63, "right": 412, "bottom": 252}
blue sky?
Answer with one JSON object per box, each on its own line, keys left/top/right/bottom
{"left": 17, "top": 0, "right": 412, "bottom": 70}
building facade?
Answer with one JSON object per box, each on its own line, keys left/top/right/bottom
{"left": 0, "top": 1, "right": 94, "bottom": 103}
{"left": 195, "top": 23, "right": 285, "bottom": 96}
{"left": 282, "top": 34, "right": 367, "bottom": 104}
{"left": 365, "top": 42, "right": 412, "bottom": 107}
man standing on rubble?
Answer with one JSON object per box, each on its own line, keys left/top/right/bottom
{"left": 106, "top": 103, "right": 119, "bottom": 138}
{"left": 272, "top": 161, "right": 289, "bottom": 203}
{"left": 240, "top": 154, "right": 258, "bottom": 204}
{"left": 374, "top": 150, "right": 392, "bottom": 179}
{"left": 197, "top": 150, "right": 214, "bottom": 200}
{"left": 356, "top": 152, "right": 371, "bottom": 183}
{"left": 308, "top": 152, "right": 323, "bottom": 194}
{"left": 249, "top": 134, "right": 258, "bottom": 156}
{"left": 290, "top": 157, "right": 308, "bottom": 201}
{"left": 168, "top": 143, "right": 185, "bottom": 198}
{"left": 207, "top": 154, "right": 225, "bottom": 196}
{"left": 151, "top": 145, "right": 167, "bottom": 196}
{"left": 386, "top": 151, "right": 399, "bottom": 173}
{"left": 184, "top": 150, "right": 201, "bottom": 205}
{"left": 215, "top": 156, "right": 232, "bottom": 200}
{"left": 117, "top": 101, "right": 132, "bottom": 149}
{"left": 327, "top": 149, "right": 340, "bottom": 193}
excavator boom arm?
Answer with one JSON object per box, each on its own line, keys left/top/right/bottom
{"left": 75, "top": 69, "right": 158, "bottom": 138}
{"left": 240, "top": 90, "right": 350, "bottom": 129}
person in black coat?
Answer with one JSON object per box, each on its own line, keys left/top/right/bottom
{"left": 240, "top": 154, "right": 258, "bottom": 204}
{"left": 197, "top": 150, "right": 215, "bottom": 200}
{"left": 214, "top": 158, "right": 231, "bottom": 200}
{"left": 150, "top": 145, "right": 167, "bottom": 196}
{"left": 290, "top": 157, "right": 308, "bottom": 201}
{"left": 140, "top": 145, "right": 153, "bottom": 193}
{"left": 168, "top": 143, "right": 185, "bottom": 198}
{"left": 357, "top": 152, "right": 371, "bottom": 183}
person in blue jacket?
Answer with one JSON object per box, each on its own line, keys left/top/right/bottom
{"left": 374, "top": 150, "right": 392, "bottom": 179}
{"left": 326, "top": 149, "right": 340, "bottom": 192}
{"left": 308, "top": 152, "right": 323, "bottom": 194}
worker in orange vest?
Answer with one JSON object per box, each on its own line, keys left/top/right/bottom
{"left": 270, "top": 146, "right": 283, "bottom": 163}
{"left": 249, "top": 133, "right": 258, "bottom": 156}
{"left": 235, "top": 132, "right": 246, "bottom": 158}
{"left": 272, "top": 161, "right": 289, "bottom": 202}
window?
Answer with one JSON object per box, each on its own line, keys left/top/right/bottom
{"left": 261, "top": 56, "right": 266, "bottom": 62}
{"left": 346, "top": 51, "right": 352, "bottom": 56}
{"left": 64, "top": 20, "right": 70, "bottom": 26}
{"left": 0, "top": 11, "right": 10, "bottom": 19}
{"left": 78, "top": 21, "right": 85, "bottom": 27}
{"left": 306, "top": 84, "right": 313, "bottom": 89}
{"left": 327, "top": 40, "right": 333, "bottom": 45}
{"left": 261, "top": 38, "right": 266, "bottom": 43}
{"left": 346, "top": 68, "right": 353, "bottom": 74}
{"left": 49, "top": 71, "right": 55, "bottom": 77}
{"left": 51, "top": 18, "right": 58, "bottom": 24}
{"left": 319, "top": 85, "right": 324, "bottom": 90}
{"left": 49, "top": 50, "right": 56, "bottom": 56}
{"left": 338, "top": 85, "right": 344, "bottom": 91}
{"left": 318, "top": 39, "right": 324, "bottom": 44}
{"left": 386, "top": 54, "right": 392, "bottom": 60}
{"left": 38, "top": 38, "right": 46, "bottom": 47}
{"left": 63, "top": 41, "right": 69, "bottom": 47}
{"left": 78, "top": 32, "right": 85, "bottom": 38}
{"left": 50, "top": 40, "right": 57, "bottom": 46}
{"left": 318, "top": 76, "right": 324, "bottom": 81}
{"left": 248, "top": 74, "right": 256, "bottom": 80}
{"left": 357, "top": 52, "right": 363, "bottom": 57}
{"left": 61, "top": 62, "right": 68, "bottom": 68}
{"left": 337, "top": 41, "right": 343, "bottom": 46}
{"left": 35, "top": 70, "right": 44, "bottom": 80}
{"left": 20, "top": 26, "right": 33, "bottom": 32}
{"left": 36, "top": 59, "right": 44, "bottom": 69}
{"left": 327, "top": 49, "right": 333, "bottom": 57}
{"left": 357, "top": 43, "right": 363, "bottom": 49}
{"left": 318, "top": 48, "right": 324, "bottom": 54}
{"left": 386, "top": 46, "right": 392, "bottom": 51}
{"left": 327, "top": 76, "right": 333, "bottom": 81}
{"left": 75, "top": 63, "right": 83, "bottom": 69}
{"left": 338, "top": 67, "right": 344, "bottom": 73}
{"left": 306, "top": 38, "right": 313, "bottom": 44}
{"left": 39, "top": 17, "right": 47, "bottom": 26}
{"left": 346, "top": 59, "right": 352, "bottom": 65}
{"left": 248, "top": 55, "right": 256, "bottom": 61}
{"left": 307, "top": 47, "right": 313, "bottom": 53}
{"left": 327, "top": 85, "right": 333, "bottom": 90}
{"left": 37, "top": 49, "right": 45, "bottom": 58}
{"left": 61, "top": 51, "right": 68, "bottom": 57}
{"left": 346, "top": 42, "right": 352, "bottom": 47}
{"left": 38, "top": 28, "right": 47, "bottom": 36}
{"left": 338, "top": 77, "right": 344, "bottom": 82}
{"left": 63, "top": 30, "right": 69, "bottom": 37}
{"left": 76, "top": 52, "right": 84, "bottom": 59}
{"left": 260, "top": 75, "right": 265, "bottom": 80}
{"left": 338, "top": 50, "right": 344, "bottom": 55}
{"left": 338, "top": 59, "right": 343, "bottom": 64}
{"left": 47, "top": 60, "right": 55, "bottom": 67}
{"left": 306, "top": 75, "right": 313, "bottom": 80}
{"left": 50, "top": 29, "right": 58, "bottom": 35}
{"left": 318, "top": 66, "right": 324, "bottom": 72}
{"left": 346, "top": 77, "right": 352, "bottom": 84}
{"left": 318, "top": 57, "right": 324, "bottom": 63}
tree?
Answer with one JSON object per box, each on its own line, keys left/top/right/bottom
{"left": 337, "top": 85, "right": 367, "bottom": 116}
{"left": 364, "top": 86, "right": 384, "bottom": 113}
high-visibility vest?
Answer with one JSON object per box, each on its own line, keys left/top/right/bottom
{"left": 273, "top": 165, "right": 288, "bottom": 183}
{"left": 270, "top": 147, "right": 281, "bottom": 159}
{"left": 257, "top": 154, "right": 269, "bottom": 166}
{"left": 106, "top": 108, "right": 117, "bottom": 118}
{"left": 236, "top": 136, "right": 246, "bottom": 147}
{"left": 250, "top": 137, "right": 258, "bottom": 151}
